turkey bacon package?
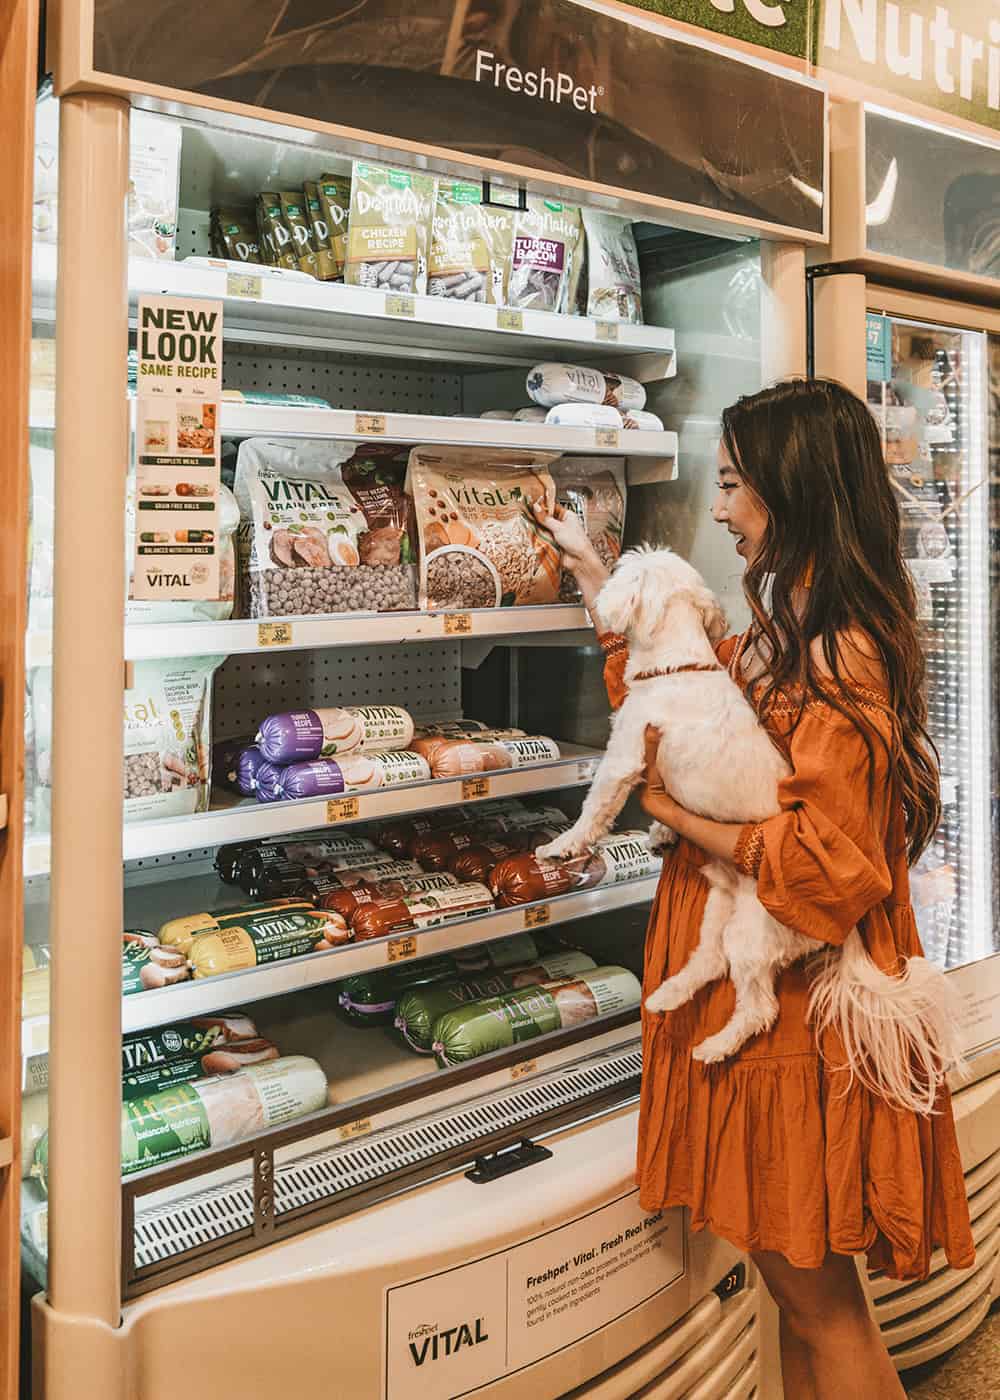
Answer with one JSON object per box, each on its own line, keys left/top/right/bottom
{"left": 508, "top": 197, "right": 583, "bottom": 313}
{"left": 407, "top": 446, "right": 560, "bottom": 609}
{"left": 234, "top": 438, "right": 417, "bottom": 617}
{"left": 123, "top": 657, "right": 224, "bottom": 823}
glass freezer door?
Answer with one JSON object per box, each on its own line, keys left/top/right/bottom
{"left": 867, "top": 314, "right": 995, "bottom": 973}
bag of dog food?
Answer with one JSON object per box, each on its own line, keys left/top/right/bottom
{"left": 581, "top": 210, "right": 643, "bottom": 324}
{"left": 234, "top": 438, "right": 417, "bottom": 617}
{"left": 211, "top": 208, "right": 261, "bottom": 264}
{"left": 316, "top": 172, "right": 352, "bottom": 279}
{"left": 256, "top": 192, "right": 297, "bottom": 270}
{"left": 303, "top": 182, "right": 338, "bottom": 280}
{"left": 429, "top": 180, "right": 494, "bottom": 304}
{"left": 123, "top": 657, "right": 224, "bottom": 823}
{"left": 508, "top": 198, "right": 584, "bottom": 314}
{"left": 407, "top": 446, "right": 560, "bottom": 609}
{"left": 279, "top": 191, "right": 320, "bottom": 277}
{"left": 345, "top": 161, "right": 435, "bottom": 294}
{"left": 551, "top": 457, "right": 627, "bottom": 601}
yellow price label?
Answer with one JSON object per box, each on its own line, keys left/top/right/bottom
{"left": 355, "top": 413, "right": 386, "bottom": 435}
{"left": 510, "top": 1059, "right": 537, "bottom": 1082}
{"left": 444, "top": 612, "right": 473, "bottom": 635}
{"left": 595, "top": 320, "right": 620, "bottom": 342}
{"left": 595, "top": 428, "right": 620, "bottom": 448}
{"left": 497, "top": 308, "right": 524, "bottom": 332}
{"left": 462, "top": 776, "right": 491, "bottom": 801}
{"left": 524, "top": 904, "right": 551, "bottom": 929}
{"left": 226, "top": 272, "right": 262, "bottom": 300}
{"left": 387, "top": 934, "right": 418, "bottom": 963}
{"left": 338, "top": 1117, "right": 372, "bottom": 1142}
{"left": 386, "top": 294, "right": 415, "bottom": 318}
{"left": 258, "top": 621, "right": 293, "bottom": 648}
{"left": 327, "top": 796, "right": 360, "bottom": 823}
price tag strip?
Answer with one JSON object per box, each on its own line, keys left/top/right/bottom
{"left": 387, "top": 934, "right": 418, "bottom": 963}
{"left": 524, "top": 904, "right": 551, "bottom": 929}
{"left": 354, "top": 412, "right": 386, "bottom": 435}
{"left": 226, "top": 272, "right": 262, "bottom": 300}
{"left": 444, "top": 612, "right": 473, "bottom": 635}
{"left": 386, "top": 294, "right": 415, "bottom": 318}
{"left": 327, "top": 796, "right": 361, "bottom": 823}
{"left": 497, "top": 308, "right": 524, "bottom": 332}
{"left": 462, "top": 777, "right": 491, "bottom": 801}
{"left": 257, "top": 621, "right": 293, "bottom": 647}
{"left": 338, "top": 1117, "right": 373, "bottom": 1142}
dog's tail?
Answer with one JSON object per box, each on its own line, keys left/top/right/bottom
{"left": 807, "top": 930, "right": 969, "bottom": 1115}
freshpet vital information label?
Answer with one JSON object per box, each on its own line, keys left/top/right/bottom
{"left": 384, "top": 1192, "right": 683, "bottom": 1398}
{"left": 133, "top": 295, "right": 223, "bottom": 601}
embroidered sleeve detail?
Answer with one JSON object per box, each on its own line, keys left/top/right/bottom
{"left": 734, "top": 822, "right": 765, "bottom": 878}
{"left": 598, "top": 631, "right": 628, "bottom": 659}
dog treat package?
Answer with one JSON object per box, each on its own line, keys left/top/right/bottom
{"left": 507, "top": 197, "right": 584, "bottom": 313}
{"left": 256, "top": 191, "right": 298, "bottom": 271}
{"left": 428, "top": 180, "right": 494, "bottom": 303}
{"left": 407, "top": 446, "right": 560, "bottom": 609}
{"left": 581, "top": 210, "right": 643, "bottom": 324}
{"left": 211, "top": 208, "right": 261, "bottom": 264}
{"left": 123, "top": 657, "right": 224, "bottom": 823}
{"left": 432, "top": 965, "right": 642, "bottom": 1066}
{"left": 551, "top": 457, "right": 627, "bottom": 601}
{"left": 279, "top": 191, "right": 320, "bottom": 276}
{"left": 316, "top": 172, "right": 352, "bottom": 279}
{"left": 303, "top": 181, "right": 338, "bottom": 280}
{"left": 345, "top": 160, "right": 435, "bottom": 294}
{"left": 234, "top": 437, "right": 417, "bottom": 617}
{"left": 257, "top": 705, "right": 415, "bottom": 763}
{"left": 490, "top": 830, "right": 658, "bottom": 906}
{"left": 526, "top": 363, "right": 646, "bottom": 412}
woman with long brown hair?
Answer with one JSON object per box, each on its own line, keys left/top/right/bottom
{"left": 536, "top": 378, "right": 974, "bottom": 1398}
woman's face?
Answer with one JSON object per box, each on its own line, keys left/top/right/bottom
{"left": 712, "top": 442, "right": 769, "bottom": 563}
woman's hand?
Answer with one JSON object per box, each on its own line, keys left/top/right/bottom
{"left": 638, "top": 726, "right": 748, "bottom": 865}
{"left": 638, "top": 726, "right": 684, "bottom": 828}
{"left": 532, "top": 501, "right": 610, "bottom": 619}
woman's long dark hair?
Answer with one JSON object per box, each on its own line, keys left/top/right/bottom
{"left": 720, "top": 378, "right": 940, "bottom": 863}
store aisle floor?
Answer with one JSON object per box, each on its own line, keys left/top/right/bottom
{"left": 901, "top": 1302, "right": 1000, "bottom": 1397}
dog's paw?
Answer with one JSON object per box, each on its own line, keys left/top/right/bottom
{"left": 644, "top": 979, "right": 688, "bottom": 1014}
{"left": 647, "top": 822, "right": 678, "bottom": 855}
{"left": 690, "top": 1031, "right": 739, "bottom": 1064}
{"left": 535, "top": 835, "right": 583, "bottom": 862}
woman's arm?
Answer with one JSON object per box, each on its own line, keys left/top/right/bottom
{"left": 532, "top": 501, "right": 610, "bottom": 626}
{"left": 638, "top": 729, "right": 743, "bottom": 861}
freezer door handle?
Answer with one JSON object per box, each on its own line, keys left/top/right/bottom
{"left": 465, "top": 1137, "right": 553, "bottom": 1184}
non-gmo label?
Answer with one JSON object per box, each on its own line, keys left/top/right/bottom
{"left": 355, "top": 412, "right": 386, "bottom": 435}
{"left": 226, "top": 272, "right": 262, "bottom": 300}
{"left": 444, "top": 612, "right": 473, "bottom": 635}
{"left": 497, "top": 308, "right": 524, "bottom": 332}
{"left": 338, "top": 1117, "right": 372, "bottom": 1141}
{"left": 595, "top": 428, "right": 620, "bottom": 448}
{"left": 524, "top": 904, "right": 550, "bottom": 929}
{"left": 387, "top": 934, "right": 418, "bottom": 963}
{"left": 595, "top": 320, "right": 620, "bottom": 342}
{"left": 258, "top": 621, "right": 293, "bottom": 647}
{"left": 462, "top": 777, "right": 491, "bottom": 801}
{"left": 327, "top": 796, "right": 361, "bottom": 823}
{"left": 510, "top": 1059, "right": 537, "bottom": 1082}
{"left": 386, "top": 294, "right": 415, "bottom": 318}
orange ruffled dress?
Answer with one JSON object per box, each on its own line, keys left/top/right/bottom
{"left": 602, "top": 633, "right": 975, "bottom": 1280}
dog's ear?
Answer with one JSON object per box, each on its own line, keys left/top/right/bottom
{"left": 594, "top": 565, "right": 642, "bottom": 635}
{"left": 695, "top": 586, "right": 728, "bottom": 643}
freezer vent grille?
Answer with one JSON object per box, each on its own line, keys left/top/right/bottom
{"left": 132, "top": 1044, "right": 641, "bottom": 1270}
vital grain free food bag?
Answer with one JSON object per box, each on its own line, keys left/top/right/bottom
{"left": 508, "top": 197, "right": 583, "bottom": 313}
{"left": 346, "top": 161, "right": 435, "bottom": 294}
{"left": 581, "top": 210, "right": 643, "bottom": 323}
{"left": 433, "top": 966, "right": 642, "bottom": 1066}
{"left": 429, "top": 181, "right": 496, "bottom": 304}
{"left": 316, "top": 172, "right": 352, "bottom": 279}
{"left": 551, "top": 457, "right": 627, "bottom": 602}
{"left": 123, "top": 657, "right": 224, "bottom": 822}
{"left": 234, "top": 437, "right": 417, "bottom": 617}
{"left": 407, "top": 446, "right": 560, "bottom": 609}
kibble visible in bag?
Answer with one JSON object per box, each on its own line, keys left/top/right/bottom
{"left": 123, "top": 658, "right": 224, "bottom": 822}
{"left": 508, "top": 198, "right": 583, "bottom": 314}
{"left": 581, "top": 210, "right": 643, "bottom": 324}
{"left": 345, "top": 161, "right": 434, "bottom": 295}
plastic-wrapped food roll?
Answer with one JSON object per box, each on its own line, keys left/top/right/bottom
{"left": 334, "top": 950, "right": 492, "bottom": 1028}
{"left": 321, "top": 870, "right": 459, "bottom": 928}
{"left": 158, "top": 900, "right": 316, "bottom": 956}
{"left": 412, "top": 735, "right": 560, "bottom": 779}
{"left": 490, "top": 831, "right": 659, "bottom": 906}
{"left": 413, "top": 805, "right": 566, "bottom": 870}
{"left": 254, "top": 760, "right": 286, "bottom": 803}
{"left": 451, "top": 824, "right": 572, "bottom": 883}
{"left": 188, "top": 906, "right": 350, "bottom": 978}
{"left": 373, "top": 798, "right": 526, "bottom": 857}
{"left": 256, "top": 704, "right": 414, "bottom": 764}
{"left": 237, "top": 834, "right": 379, "bottom": 892}
{"left": 122, "top": 930, "right": 190, "bottom": 993}
{"left": 350, "top": 881, "right": 495, "bottom": 941}
{"left": 298, "top": 857, "right": 423, "bottom": 901}
{"left": 122, "top": 1038, "right": 279, "bottom": 1100}
{"left": 274, "top": 750, "right": 430, "bottom": 800}
{"left": 235, "top": 746, "right": 265, "bottom": 796}
{"left": 544, "top": 403, "right": 623, "bottom": 430}
{"left": 513, "top": 407, "right": 548, "bottom": 422}
{"left": 479, "top": 409, "right": 514, "bottom": 420}
{"left": 525, "top": 363, "right": 646, "bottom": 412}
{"left": 395, "top": 950, "right": 597, "bottom": 1052}
{"left": 213, "top": 736, "right": 256, "bottom": 792}
{"left": 433, "top": 966, "right": 642, "bottom": 1066}
{"left": 122, "top": 1014, "right": 257, "bottom": 1077}
{"left": 622, "top": 409, "right": 665, "bottom": 431}
{"left": 215, "top": 841, "right": 260, "bottom": 884}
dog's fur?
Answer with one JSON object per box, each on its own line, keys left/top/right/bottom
{"left": 537, "top": 547, "right": 967, "bottom": 1111}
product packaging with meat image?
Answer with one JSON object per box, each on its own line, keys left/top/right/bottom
{"left": 345, "top": 160, "right": 435, "bottom": 294}
{"left": 122, "top": 657, "right": 224, "bottom": 822}
{"left": 428, "top": 180, "right": 498, "bottom": 304}
{"left": 234, "top": 437, "right": 417, "bottom": 617}
{"left": 508, "top": 197, "right": 584, "bottom": 313}
{"left": 211, "top": 207, "right": 261, "bottom": 264}
{"left": 407, "top": 445, "right": 560, "bottom": 609}
{"left": 187, "top": 906, "right": 352, "bottom": 978}
{"left": 581, "top": 210, "right": 643, "bottom": 323}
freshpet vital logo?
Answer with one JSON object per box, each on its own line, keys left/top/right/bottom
{"left": 474, "top": 49, "right": 603, "bottom": 113}
{"left": 407, "top": 1318, "right": 489, "bottom": 1366}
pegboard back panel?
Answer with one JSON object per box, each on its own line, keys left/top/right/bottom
{"left": 223, "top": 343, "right": 462, "bottom": 416}
{"left": 214, "top": 641, "right": 464, "bottom": 739}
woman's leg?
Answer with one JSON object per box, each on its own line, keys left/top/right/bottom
{"left": 751, "top": 1249, "right": 906, "bottom": 1400}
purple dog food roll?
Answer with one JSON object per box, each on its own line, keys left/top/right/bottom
{"left": 213, "top": 736, "right": 255, "bottom": 792}
{"left": 275, "top": 759, "right": 347, "bottom": 801}
{"left": 235, "top": 745, "right": 265, "bottom": 797}
{"left": 256, "top": 709, "right": 327, "bottom": 764}
{"left": 254, "top": 760, "right": 287, "bottom": 803}
{"left": 256, "top": 706, "right": 414, "bottom": 764}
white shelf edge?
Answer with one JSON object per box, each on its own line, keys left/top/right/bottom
{"left": 121, "top": 874, "right": 659, "bottom": 1034}
{"left": 24, "top": 747, "right": 602, "bottom": 877}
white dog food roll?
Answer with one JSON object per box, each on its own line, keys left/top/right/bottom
{"left": 526, "top": 363, "right": 646, "bottom": 412}
{"left": 622, "top": 409, "right": 665, "bottom": 431}
{"left": 513, "top": 406, "right": 548, "bottom": 423}
{"left": 544, "top": 403, "right": 623, "bottom": 430}
{"left": 479, "top": 409, "right": 514, "bottom": 420}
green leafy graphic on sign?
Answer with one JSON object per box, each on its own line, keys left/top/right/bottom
{"left": 619, "top": 0, "right": 811, "bottom": 59}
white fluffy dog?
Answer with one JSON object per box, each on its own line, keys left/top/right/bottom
{"left": 536, "top": 547, "right": 966, "bottom": 1112}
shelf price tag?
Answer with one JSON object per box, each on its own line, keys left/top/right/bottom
{"left": 226, "top": 272, "right": 262, "bottom": 300}
{"left": 497, "top": 308, "right": 524, "bottom": 332}
{"left": 327, "top": 796, "right": 360, "bottom": 823}
{"left": 595, "top": 428, "right": 620, "bottom": 448}
{"left": 338, "top": 1117, "right": 372, "bottom": 1142}
{"left": 355, "top": 413, "right": 386, "bottom": 435}
{"left": 510, "top": 1059, "right": 537, "bottom": 1082}
{"left": 258, "top": 621, "right": 293, "bottom": 647}
{"left": 524, "top": 904, "right": 551, "bottom": 929}
{"left": 462, "top": 776, "right": 491, "bottom": 801}
{"left": 386, "top": 294, "right": 415, "bottom": 318}
{"left": 387, "top": 934, "right": 418, "bottom": 963}
{"left": 444, "top": 612, "right": 473, "bottom": 636}
{"left": 595, "top": 321, "right": 619, "bottom": 342}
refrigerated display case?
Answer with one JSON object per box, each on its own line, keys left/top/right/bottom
{"left": 814, "top": 99, "right": 1000, "bottom": 1371}
{"left": 17, "top": 5, "right": 827, "bottom": 1397}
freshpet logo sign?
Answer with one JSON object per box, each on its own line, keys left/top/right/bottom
{"left": 407, "top": 1318, "right": 490, "bottom": 1366}
{"left": 474, "top": 49, "right": 603, "bottom": 113}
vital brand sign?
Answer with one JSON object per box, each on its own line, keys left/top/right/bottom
{"left": 90, "top": 0, "right": 825, "bottom": 236}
